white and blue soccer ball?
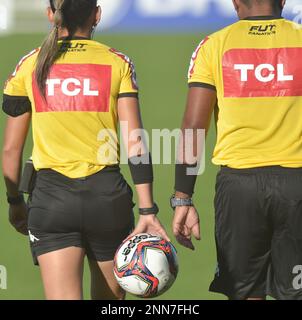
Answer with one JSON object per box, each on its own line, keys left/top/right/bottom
{"left": 114, "top": 233, "right": 178, "bottom": 298}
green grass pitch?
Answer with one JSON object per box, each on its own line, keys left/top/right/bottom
{"left": 0, "top": 34, "right": 224, "bottom": 300}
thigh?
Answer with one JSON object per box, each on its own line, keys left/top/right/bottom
{"left": 38, "top": 247, "right": 85, "bottom": 300}
{"left": 210, "top": 172, "right": 272, "bottom": 300}
{"left": 84, "top": 171, "right": 134, "bottom": 300}
{"left": 89, "top": 259, "right": 125, "bottom": 300}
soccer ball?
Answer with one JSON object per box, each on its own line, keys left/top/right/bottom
{"left": 114, "top": 233, "right": 178, "bottom": 298}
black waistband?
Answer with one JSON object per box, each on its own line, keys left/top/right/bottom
{"left": 220, "top": 166, "right": 302, "bottom": 175}
{"left": 38, "top": 165, "right": 120, "bottom": 181}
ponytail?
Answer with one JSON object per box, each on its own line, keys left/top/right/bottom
{"left": 35, "top": 0, "right": 64, "bottom": 97}
{"left": 35, "top": 0, "right": 97, "bottom": 97}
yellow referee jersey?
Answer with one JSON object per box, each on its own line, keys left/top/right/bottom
{"left": 188, "top": 16, "right": 302, "bottom": 169}
{"left": 3, "top": 38, "right": 138, "bottom": 178}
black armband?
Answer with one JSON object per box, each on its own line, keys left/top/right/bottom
{"left": 2, "top": 94, "right": 31, "bottom": 117}
{"left": 174, "top": 163, "right": 199, "bottom": 197}
{"left": 118, "top": 92, "right": 139, "bottom": 99}
{"left": 139, "top": 203, "right": 159, "bottom": 216}
{"left": 188, "top": 82, "right": 216, "bottom": 91}
{"left": 128, "top": 153, "right": 154, "bottom": 185}
{"left": 6, "top": 193, "right": 25, "bottom": 205}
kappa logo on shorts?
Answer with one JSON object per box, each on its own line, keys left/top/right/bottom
{"left": 222, "top": 48, "right": 302, "bottom": 97}
{"left": 33, "top": 64, "right": 112, "bottom": 113}
{"left": 28, "top": 230, "right": 40, "bottom": 243}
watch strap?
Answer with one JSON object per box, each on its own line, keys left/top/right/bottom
{"left": 170, "top": 196, "right": 193, "bottom": 209}
{"left": 139, "top": 203, "right": 159, "bottom": 216}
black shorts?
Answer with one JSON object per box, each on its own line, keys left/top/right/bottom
{"left": 27, "top": 166, "right": 135, "bottom": 265}
{"left": 210, "top": 166, "right": 302, "bottom": 300}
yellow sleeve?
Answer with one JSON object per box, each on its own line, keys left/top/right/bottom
{"left": 2, "top": 50, "right": 36, "bottom": 117}
{"left": 4, "top": 56, "right": 29, "bottom": 97}
{"left": 188, "top": 36, "right": 216, "bottom": 90}
{"left": 119, "top": 56, "right": 139, "bottom": 98}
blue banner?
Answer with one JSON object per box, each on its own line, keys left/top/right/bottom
{"left": 98, "top": 0, "right": 302, "bottom": 33}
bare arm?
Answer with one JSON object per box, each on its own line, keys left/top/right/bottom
{"left": 2, "top": 113, "right": 31, "bottom": 196}
{"left": 118, "top": 97, "right": 169, "bottom": 241}
{"left": 176, "top": 87, "right": 217, "bottom": 198}
{"left": 118, "top": 97, "right": 153, "bottom": 208}
{"left": 2, "top": 112, "right": 31, "bottom": 235}
{"left": 182, "top": 87, "right": 216, "bottom": 133}
{"left": 173, "top": 87, "right": 217, "bottom": 249}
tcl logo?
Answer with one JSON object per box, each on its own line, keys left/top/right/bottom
{"left": 234, "top": 64, "right": 293, "bottom": 83}
{"left": 33, "top": 64, "right": 112, "bottom": 113}
{"left": 46, "top": 78, "right": 99, "bottom": 97}
{"left": 223, "top": 48, "right": 302, "bottom": 97}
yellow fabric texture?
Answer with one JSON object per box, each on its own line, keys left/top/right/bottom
{"left": 4, "top": 40, "right": 138, "bottom": 178}
{"left": 188, "top": 18, "right": 302, "bottom": 169}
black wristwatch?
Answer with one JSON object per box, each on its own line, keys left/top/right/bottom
{"left": 7, "top": 193, "right": 25, "bottom": 205}
{"left": 139, "top": 203, "right": 159, "bottom": 216}
{"left": 170, "top": 195, "right": 193, "bottom": 210}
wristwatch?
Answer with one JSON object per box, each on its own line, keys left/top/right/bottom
{"left": 170, "top": 195, "right": 193, "bottom": 210}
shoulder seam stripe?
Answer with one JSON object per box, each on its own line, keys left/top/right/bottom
{"left": 4, "top": 48, "right": 39, "bottom": 90}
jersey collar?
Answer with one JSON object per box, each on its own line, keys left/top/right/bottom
{"left": 242, "top": 15, "right": 284, "bottom": 21}
{"left": 58, "top": 36, "right": 91, "bottom": 41}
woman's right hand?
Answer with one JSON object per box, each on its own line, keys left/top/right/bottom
{"left": 9, "top": 201, "right": 28, "bottom": 236}
{"left": 129, "top": 215, "right": 171, "bottom": 242}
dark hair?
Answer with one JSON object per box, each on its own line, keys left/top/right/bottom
{"left": 240, "top": 0, "right": 282, "bottom": 8}
{"left": 35, "top": 0, "right": 97, "bottom": 96}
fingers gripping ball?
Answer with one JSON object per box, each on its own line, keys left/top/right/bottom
{"left": 114, "top": 234, "right": 178, "bottom": 298}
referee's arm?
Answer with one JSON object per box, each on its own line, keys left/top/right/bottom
{"left": 2, "top": 112, "right": 31, "bottom": 235}
{"left": 173, "top": 86, "right": 216, "bottom": 250}
{"left": 118, "top": 96, "right": 170, "bottom": 242}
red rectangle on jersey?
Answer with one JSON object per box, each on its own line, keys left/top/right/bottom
{"left": 33, "top": 64, "right": 112, "bottom": 112}
{"left": 223, "top": 48, "right": 302, "bottom": 97}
